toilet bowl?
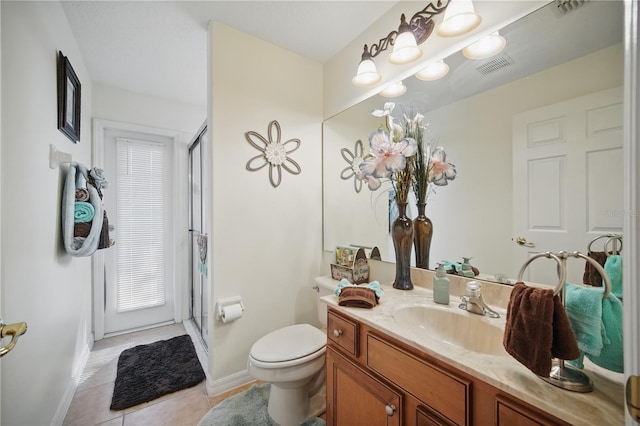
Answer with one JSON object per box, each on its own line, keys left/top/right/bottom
{"left": 248, "top": 323, "right": 327, "bottom": 426}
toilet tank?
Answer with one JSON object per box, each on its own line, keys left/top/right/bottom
{"left": 314, "top": 276, "right": 339, "bottom": 328}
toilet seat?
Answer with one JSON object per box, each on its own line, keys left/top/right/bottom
{"left": 249, "top": 324, "right": 326, "bottom": 368}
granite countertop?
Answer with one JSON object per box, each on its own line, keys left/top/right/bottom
{"left": 317, "top": 276, "right": 625, "bottom": 426}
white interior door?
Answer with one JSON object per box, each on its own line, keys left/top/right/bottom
{"left": 102, "top": 129, "right": 175, "bottom": 335}
{"left": 512, "top": 87, "right": 623, "bottom": 285}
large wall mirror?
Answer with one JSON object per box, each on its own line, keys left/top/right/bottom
{"left": 323, "top": 0, "right": 624, "bottom": 286}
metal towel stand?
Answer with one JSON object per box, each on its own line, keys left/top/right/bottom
{"left": 517, "top": 251, "right": 612, "bottom": 393}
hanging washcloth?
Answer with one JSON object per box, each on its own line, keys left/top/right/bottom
{"left": 583, "top": 251, "right": 607, "bottom": 287}
{"left": 605, "top": 255, "right": 623, "bottom": 299}
{"left": 503, "top": 282, "right": 579, "bottom": 377}
{"left": 565, "top": 283, "right": 624, "bottom": 372}
{"left": 62, "top": 162, "right": 104, "bottom": 257}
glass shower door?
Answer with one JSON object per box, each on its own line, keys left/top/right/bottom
{"left": 189, "top": 124, "right": 208, "bottom": 348}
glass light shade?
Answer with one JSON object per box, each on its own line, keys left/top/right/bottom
{"left": 379, "top": 81, "right": 407, "bottom": 98}
{"left": 415, "top": 60, "right": 450, "bottom": 81}
{"left": 436, "top": 0, "right": 482, "bottom": 37}
{"left": 388, "top": 31, "right": 423, "bottom": 65}
{"left": 352, "top": 58, "right": 381, "bottom": 86}
{"left": 462, "top": 32, "right": 506, "bottom": 59}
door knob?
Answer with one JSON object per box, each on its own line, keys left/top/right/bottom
{"left": 626, "top": 375, "right": 640, "bottom": 421}
{"left": 385, "top": 404, "right": 396, "bottom": 416}
{"left": 0, "top": 320, "right": 27, "bottom": 357}
{"left": 515, "top": 236, "right": 535, "bottom": 247}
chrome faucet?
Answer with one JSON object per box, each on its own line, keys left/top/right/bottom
{"left": 458, "top": 281, "right": 500, "bottom": 318}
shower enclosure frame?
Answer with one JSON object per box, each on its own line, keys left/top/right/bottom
{"left": 188, "top": 121, "right": 208, "bottom": 349}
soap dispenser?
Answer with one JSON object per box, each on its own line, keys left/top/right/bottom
{"left": 460, "top": 257, "right": 475, "bottom": 278}
{"left": 433, "top": 263, "right": 450, "bottom": 305}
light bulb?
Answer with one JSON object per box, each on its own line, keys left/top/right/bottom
{"left": 436, "top": 0, "right": 482, "bottom": 37}
{"left": 415, "top": 60, "right": 450, "bottom": 81}
{"left": 379, "top": 81, "right": 407, "bottom": 98}
{"left": 462, "top": 32, "right": 506, "bottom": 59}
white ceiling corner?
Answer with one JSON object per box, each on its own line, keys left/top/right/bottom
{"left": 61, "top": 1, "right": 400, "bottom": 108}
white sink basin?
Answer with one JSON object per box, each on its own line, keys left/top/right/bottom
{"left": 391, "top": 302, "right": 507, "bottom": 356}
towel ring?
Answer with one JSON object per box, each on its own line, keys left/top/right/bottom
{"left": 588, "top": 234, "right": 622, "bottom": 254}
{"left": 603, "top": 235, "right": 623, "bottom": 256}
{"left": 517, "top": 252, "right": 566, "bottom": 296}
{"left": 558, "top": 251, "right": 611, "bottom": 300}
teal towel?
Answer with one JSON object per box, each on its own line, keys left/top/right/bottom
{"left": 442, "top": 260, "right": 461, "bottom": 273}
{"left": 564, "top": 283, "right": 604, "bottom": 361}
{"left": 74, "top": 201, "right": 95, "bottom": 223}
{"left": 335, "top": 278, "right": 384, "bottom": 298}
{"left": 604, "top": 255, "right": 623, "bottom": 299}
{"left": 588, "top": 293, "right": 624, "bottom": 373}
{"left": 565, "top": 283, "right": 624, "bottom": 372}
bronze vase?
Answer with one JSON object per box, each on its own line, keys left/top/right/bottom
{"left": 392, "top": 202, "right": 414, "bottom": 290}
{"left": 413, "top": 202, "right": 433, "bottom": 270}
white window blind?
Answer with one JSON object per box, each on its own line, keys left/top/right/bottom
{"left": 116, "top": 139, "right": 166, "bottom": 312}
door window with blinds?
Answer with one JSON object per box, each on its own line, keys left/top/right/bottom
{"left": 115, "top": 138, "right": 167, "bottom": 312}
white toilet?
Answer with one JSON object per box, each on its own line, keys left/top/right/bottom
{"left": 247, "top": 279, "right": 336, "bottom": 426}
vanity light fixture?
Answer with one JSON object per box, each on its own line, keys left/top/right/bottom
{"left": 415, "top": 59, "right": 450, "bottom": 81}
{"left": 379, "top": 80, "right": 408, "bottom": 98}
{"left": 352, "top": 1, "right": 449, "bottom": 87}
{"left": 462, "top": 31, "right": 506, "bottom": 59}
{"left": 352, "top": 45, "right": 382, "bottom": 86}
{"left": 436, "top": 0, "right": 482, "bottom": 37}
{"left": 388, "top": 14, "right": 423, "bottom": 65}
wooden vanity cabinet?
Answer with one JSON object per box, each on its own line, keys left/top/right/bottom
{"left": 326, "top": 308, "right": 572, "bottom": 426}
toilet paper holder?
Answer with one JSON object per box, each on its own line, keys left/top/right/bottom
{"left": 216, "top": 296, "right": 245, "bottom": 321}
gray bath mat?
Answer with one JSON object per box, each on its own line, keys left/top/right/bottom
{"left": 198, "top": 383, "right": 325, "bottom": 426}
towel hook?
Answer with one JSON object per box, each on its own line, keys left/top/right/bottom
{"left": 517, "top": 252, "right": 566, "bottom": 295}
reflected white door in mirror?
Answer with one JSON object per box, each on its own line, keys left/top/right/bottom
{"left": 513, "top": 87, "right": 623, "bottom": 286}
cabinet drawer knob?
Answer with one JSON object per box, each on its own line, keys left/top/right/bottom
{"left": 385, "top": 404, "right": 396, "bottom": 416}
{"left": 333, "top": 329, "right": 343, "bottom": 338}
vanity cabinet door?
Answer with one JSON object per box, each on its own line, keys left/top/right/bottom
{"left": 326, "top": 347, "right": 402, "bottom": 426}
{"left": 416, "top": 405, "right": 457, "bottom": 426}
{"left": 495, "top": 395, "right": 566, "bottom": 426}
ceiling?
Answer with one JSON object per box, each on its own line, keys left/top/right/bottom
{"left": 61, "top": 0, "right": 400, "bottom": 108}
{"left": 61, "top": 1, "right": 624, "bottom": 112}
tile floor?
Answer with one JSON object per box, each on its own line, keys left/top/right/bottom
{"left": 62, "top": 322, "right": 251, "bottom": 426}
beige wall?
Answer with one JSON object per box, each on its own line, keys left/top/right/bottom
{"left": 207, "top": 22, "right": 323, "bottom": 382}
{"left": 1, "top": 2, "right": 93, "bottom": 424}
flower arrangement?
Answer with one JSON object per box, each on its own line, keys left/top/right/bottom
{"left": 358, "top": 102, "right": 457, "bottom": 205}
{"left": 358, "top": 103, "right": 417, "bottom": 205}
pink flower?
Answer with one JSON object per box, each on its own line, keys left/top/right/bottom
{"left": 360, "top": 130, "right": 417, "bottom": 178}
{"left": 429, "top": 147, "right": 457, "bottom": 186}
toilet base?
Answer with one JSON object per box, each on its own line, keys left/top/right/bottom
{"left": 266, "top": 378, "right": 326, "bottom": 426}
{"left": 267, "top": 383, "right": 310, "bottom": 426}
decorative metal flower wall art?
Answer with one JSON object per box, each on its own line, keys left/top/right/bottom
{"left": 340, "top": 139, "right": 365, "bottom": 193}
{"left": 245, "top": 120, "right": 301, "bottom": 188}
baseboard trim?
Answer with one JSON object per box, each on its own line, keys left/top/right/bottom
{"left": 50, "top": 335, "right": 93, "bottom": 426}
{"left": 207, "top": 370, "right": 254, "bottom": 396}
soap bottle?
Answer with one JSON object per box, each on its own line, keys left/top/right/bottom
{"left": 460, "top": 257, "right": 475, "bottom": 278}
{"left": 433, "top": 263, "right": 450, "bottom": 305}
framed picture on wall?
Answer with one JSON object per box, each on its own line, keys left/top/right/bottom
{"left": 57, "top": 51, "right": 81, "bottom": 143}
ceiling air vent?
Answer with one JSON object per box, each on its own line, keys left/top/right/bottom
{"left": 553, "top": 0, "right": 590, "bottom": 16}
{"left": 475, "top": 54, "right": 514, "bottom": 76}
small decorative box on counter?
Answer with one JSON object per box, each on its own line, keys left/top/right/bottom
{"left": 330, "top": 246, "right": 381, "bottom": 284}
